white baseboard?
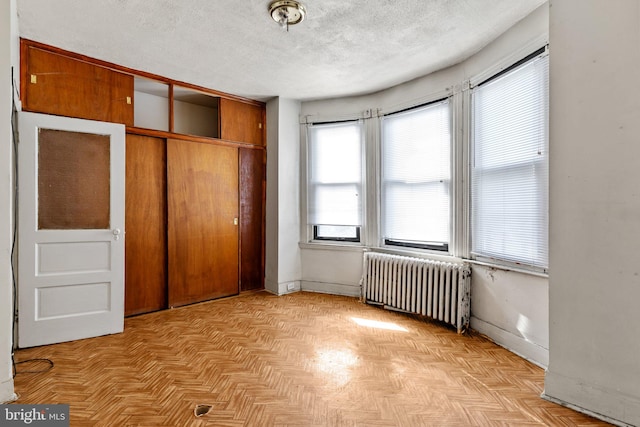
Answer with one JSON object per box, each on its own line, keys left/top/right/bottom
{"left": 0, "top": 378, "right": 16, "bottom": 403}
{"left": 300, "top": 280, "right": 361, "bottom": 297}
{"left": 470, "top": 316, "right": 548, "bottom": 368}
{"left": 543, "top": 372, "right": 639, "bottom": 427}
{"left": 277, "top": 280, "right": 301, "bottom": 295}
{"left": 264, "top": 278, "right": 279, "bottom": 295}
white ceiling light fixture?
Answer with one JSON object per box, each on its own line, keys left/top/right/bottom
{"left": 269, "top": 0, "right": 306, "bottom": 32}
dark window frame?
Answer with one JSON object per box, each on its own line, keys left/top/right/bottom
{"left": 313, "top": 225, "right": 361, "bottom": 243}
{"left": 384, "top": 238, "right": 448, "bottom": 252}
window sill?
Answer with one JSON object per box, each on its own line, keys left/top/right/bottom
{"left": 467, "top": 258, "right": 549, "bottom": 278}
{"left": 299, "top": 242, "right": 367, "bottom": 252}
{"left": 376, "top": 246, "right": 463, "bottom": 264}
{"left": 298, "top": 242, "right": 463, "bottom": 263}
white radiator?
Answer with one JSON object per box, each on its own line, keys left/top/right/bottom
{"left": 361, "top": 252, "right": 471, "bottom": 333}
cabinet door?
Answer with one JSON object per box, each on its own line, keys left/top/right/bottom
{"left": 167, "top": 139, "right": 239, "bottom": 307}
{"left": 23, "top": 45, "right": 134, "bottom": 126}
{"left": 220, "top": 98, "right": 265, "bottom": 145}
{"left": 240, "top": 147, "right": 265, "bottom": 291}
{"left": 125, "top": 134, "right": 167, "bottom": 316}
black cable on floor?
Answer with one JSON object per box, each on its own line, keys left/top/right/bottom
{"left": 13, "top": 358, "right": 54, "bottom": 375}
{"left": 10, "top": 67, "right": 19, "bottom": 378}
{"left": 10, "top": 67, "right": 55, "bottom": 378}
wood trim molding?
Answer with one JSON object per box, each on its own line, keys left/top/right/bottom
{"left": 168, "top": 84, "right": 174, "bottom": 134}
{"left": 126, "top": 126, "right": 267, "bottom": 150}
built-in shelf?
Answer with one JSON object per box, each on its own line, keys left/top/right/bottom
{"left": 134, "top": 77, "right": 169, "bottom": 132}
{"left": 173, "top": 86, "right": 220, "bottom": 139}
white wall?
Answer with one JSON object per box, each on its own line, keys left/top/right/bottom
{"left": 544, "top": 1, "right": 640, "bottom": 425}
{"left": 0, "top": 0, "right": 18, "bottom": 404}
{"left": 133, "top": 91, "right": 169, "bottom": 131}
{"left": 299, "top": 4, "right": 550, "bottom": 366}
{"left": 265, "top": 97, "right": 302, "bottom": 295}
{"left": 470, "top": 266, "right": 549, "bottom": 366}
{"left": 276, "top": 98, "right": 302, "bottom": 293}
{"left": 300, "top": 247, "right": 364, "bottom": 297}
{"left": 265, "top": 98, "right": 279, "bottom": 294}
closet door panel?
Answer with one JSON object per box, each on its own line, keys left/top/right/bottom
{"left": 239, "top": 147, "right": 265, "bottom": 291}
{"left": 125, "top": 134, "right": 167, "bottom": 316}
{"left": 167, "top": 139, "right": 239, "bottom": 307}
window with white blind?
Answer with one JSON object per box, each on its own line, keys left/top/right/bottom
{"left": 307, "top": 121, "right": 363, "bottom": 242}
{"left": 471, "top": 50, "right": 549, "bottom": 269}
{"left": 381, "top": 100, "right": 451, "bottom": 251}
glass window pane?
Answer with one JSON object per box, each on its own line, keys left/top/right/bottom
{"left": 309, "top": 183, "right": 361, "bottom": 226}
{"left": 471, "top": 53, "right": 549, "bottom": 268}
{"left": 38, "top": 129, "right": 110, "bottom": 230}
{"left": 381, "top": 100, "right": 451, "bottom": 249}
{"left": 383, "top": 181, "right": 449, "bottom": 244}
{"left": 308, "top": 121, "right": 363, "bottom": 228}
{"left": 314, "top": 225, "right": 359, "bottom": 241}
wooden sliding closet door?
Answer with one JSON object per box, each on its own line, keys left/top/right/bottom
{"left": 125, "top": 134, "right": 167, "bottom": 316}
{"left": 167, "top": 139, "right": 239, "bottom": 307}
{"left": 239, "top": 147, "right": 265, "bottom": 291}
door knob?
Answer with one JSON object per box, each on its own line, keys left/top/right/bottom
{"left": 112, "top": 228, "right": 121, "bottom": 240}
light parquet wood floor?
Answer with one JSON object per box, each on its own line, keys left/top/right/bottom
{"left": 13, "top": 291, "right": 609, "bottom": 426}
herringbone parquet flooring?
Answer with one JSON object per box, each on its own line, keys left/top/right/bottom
{"left": 13, "top": 291, "right": 609, "bottom": 426}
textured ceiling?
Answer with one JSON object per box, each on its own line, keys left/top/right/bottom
{"left": 17, "top": 0, "right": 546, "bottom": 101}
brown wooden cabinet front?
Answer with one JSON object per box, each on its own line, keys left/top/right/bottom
{"left": 220, "top": 98, "right": 265, "bottom": 146}
{"left": 167, "top": 139, "right": 240, "bottom": 307}
{"left": 23, "top": 45, "right": 134, "bottom": 126}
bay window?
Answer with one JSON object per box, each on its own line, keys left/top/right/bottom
{"left": 303, "top": 46, "right": 548, "bottom": 274}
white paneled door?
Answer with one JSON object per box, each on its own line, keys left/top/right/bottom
{"left": 18, "top": 112, "right": 125, "bottom": 348}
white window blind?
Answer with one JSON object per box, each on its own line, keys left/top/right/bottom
{"left": 381, "top": 100, "right": 451, "bottom": 250}
{"left": 471, "top": 52, "right": 549, "bottom": 268}
{"left": 308, "top": 121, "right": 363, "bottom": 234}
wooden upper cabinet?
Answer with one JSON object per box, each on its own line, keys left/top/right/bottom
{"left": 22, "top": 44, "right": 134, "bottom": 126}
{"left": 220, "top": 98, "right": 265, "bottom": 146}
